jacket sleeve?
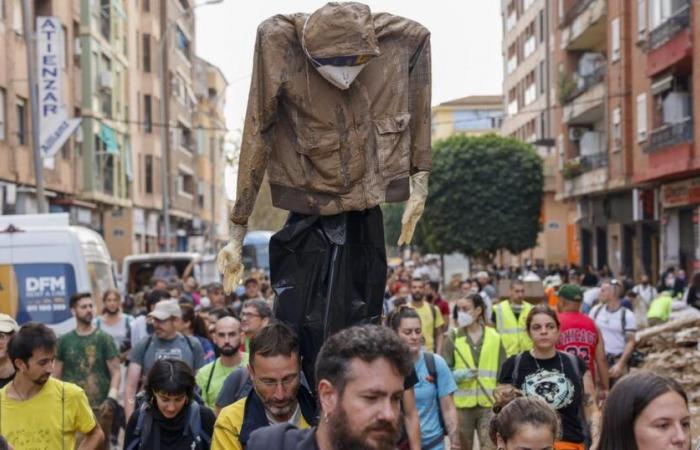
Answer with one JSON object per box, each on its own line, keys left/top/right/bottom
{"left": 407, "top": 30, "right": 432, "bottom": 174}
{"left": 230, "top": 21, "right": 283, "bottom": 225}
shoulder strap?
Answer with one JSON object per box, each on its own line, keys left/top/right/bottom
{"left": 187, "top": 401, "right": 211, "bottom": 446}
{"left": 560, "top": 351, "right": 581, "bottom": 380}
{"left": 144, "top": 335, "right": 153, "bottom": 355}
{"left": 592, "top": 304, "right": 603, "bottom": 320}
{"left": 621, "top": 307, "right": 627, "bottom": 334}
{"left": 204, "top": 359, "right": 217, "bottom": 402}
{"left": 424, "top": 352, "right": 438, "bottom": 384}
{"left": 512, "top": 352, "right": 524, "bottom": 386}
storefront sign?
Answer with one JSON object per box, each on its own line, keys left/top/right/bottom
{"left": 661, "top": 177, "right": 700, "bottom": 208}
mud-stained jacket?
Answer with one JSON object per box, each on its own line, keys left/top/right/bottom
{"left": 231, "top": 3, "right": 432, "bottom": 225}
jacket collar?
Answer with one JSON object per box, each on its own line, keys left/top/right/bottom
{"left": 239, "top": 385, "right": 319, "bottom": 446}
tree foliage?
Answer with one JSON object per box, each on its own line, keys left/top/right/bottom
{"left": 411, "top": 134, "right": 543, "bottom": 259}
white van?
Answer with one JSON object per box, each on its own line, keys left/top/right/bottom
{"left": 120, "top": 252, "right": 221, "bottom": 295}
{"left": 0, "top": 213, "right": 116, "bottom": 335}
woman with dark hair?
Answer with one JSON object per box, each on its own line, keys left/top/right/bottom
{"left": 489, "top": 385, "right": 560, "bottom": 449}
{"left": 442, "top": 294, "right": 506, "bottom": 450}
{"left": 598, "top": 371, "right": 691, "bottom": 450}
{"left": 124, "top": 359, "right": 215, "bottom": 449}
{"left": 389, "top": 307, "right": 461, "bottom": 450}
{"left": 498, "top": 304, "right": 600, "bottom": 450}
{"left": 179, "top": 303, "right": 216, "bottom": 363}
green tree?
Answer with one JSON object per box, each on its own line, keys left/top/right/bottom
{"left": 413, "top": 134, "right": 543, "bottom": 260}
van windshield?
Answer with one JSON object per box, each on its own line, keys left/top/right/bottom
{"left": 0, "top": 263, "right": 76, "bottom": 325}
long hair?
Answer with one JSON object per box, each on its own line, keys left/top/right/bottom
{"left": 598, "top": 371, "right": 689, "bottom": 450}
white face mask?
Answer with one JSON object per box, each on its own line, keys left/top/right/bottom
{"left": 313, "top": 63, "right": 367, "bottom": 90}
{"left": 457, "top": 311, "right": 474, "bottom": 328}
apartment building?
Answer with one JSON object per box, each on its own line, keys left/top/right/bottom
{"left": 552, "top": 0, "right": 699, "bottom": 280}
{"left": 193, "top": 56, "right": 229, "bottom": 253}
{"left": 431, "top": 95, "right": 504, "bottom": 141}
{"left": 501, "top": 0, "right": 569, "bottom": 267}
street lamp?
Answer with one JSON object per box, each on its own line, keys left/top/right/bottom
{"left": 159, "top": 0, "right": 223, "bottom": 251}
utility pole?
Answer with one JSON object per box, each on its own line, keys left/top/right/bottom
{"left": 21, "top": 0, "right": 47, "bottom": 213}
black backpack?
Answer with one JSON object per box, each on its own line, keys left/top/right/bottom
{"left": 125, "top": 401, "right": 211, "bottom": 450}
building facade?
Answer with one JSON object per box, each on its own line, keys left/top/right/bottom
{"left": 501, "top": 0, "right": 569, "bottom": 267}
{"left": 0, "top": 0, "right": 229, "bottom": 264}
{"left": 431, "top": 95, "right": 504, "bottom": 141}
{"left": 551, "top": 0, "right": 698, "bottom": 280}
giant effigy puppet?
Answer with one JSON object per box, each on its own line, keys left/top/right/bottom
{"left": 217, "top": 1, "right": 431, "bottom": 386}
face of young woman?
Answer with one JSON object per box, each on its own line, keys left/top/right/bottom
{"left": 496, "top": 423, "right": 554, "bottom": 450}
{"left": 634, "top": 391, "right": 691, "bottom": 450}
{"left": 397, "top": 317, "right": 422, "bottom": 354}
{"left": 527, "top": 313, "right": 560, "bottom": 350}
{"left": 154, "top": 391, "right": 188, "bottom": 419}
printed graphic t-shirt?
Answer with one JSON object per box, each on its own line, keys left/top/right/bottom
{"left": 0, "top": 377, "right": 96, "bottom": 450}
{"left": 57, "top": 329, "right": 118, "bottom": 408}
{"left": 129, "top": 333, "right": 205, "bottom": 375}
{"left": 499, "top": 351, "right": 587, "bottom": 444}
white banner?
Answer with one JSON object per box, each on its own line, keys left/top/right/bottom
{"left": 37, "top": 16, "right": 81, "bottom": 160}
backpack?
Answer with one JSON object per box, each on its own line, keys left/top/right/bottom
{"left": 126, "top": 400, "right": 210, "bottom": 450}
{"left": 423, "top": 352, "right": 447, "bottom": 436}
{"left": 591, "top": 304, "right": 628, "bottom": 335}
{"left": 143, "top": 333, "right": 197, "bottom": 366}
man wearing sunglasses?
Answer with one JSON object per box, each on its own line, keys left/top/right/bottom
{"left": 212, "top": 323, "right": 317, "bottom": 450}
{"left": 0, "top": 314, "right": 18, "bottom": 388}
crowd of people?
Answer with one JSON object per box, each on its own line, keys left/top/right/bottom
{"left": 0, "top": 259, "right": 693, "bottom": 450}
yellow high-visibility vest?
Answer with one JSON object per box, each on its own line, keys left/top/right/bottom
{"left": 494, "top": 301, "right": 533, "bottom": 356}
{"left": 453, "top": 327, "right": 501, "bottom": 408}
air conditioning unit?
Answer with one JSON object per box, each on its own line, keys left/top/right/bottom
{"left": 568, "top": 126, "right": 587, "bottom": 141}
{"left": 98, "top": 71, "right": 112, "bottom": 90}
{"left": 74, "top": 37, "right": 82, "bottom": 56}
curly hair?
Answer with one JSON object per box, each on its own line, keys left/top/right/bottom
{"left": 315, "top": 325, "right": 412, "bottom": 394}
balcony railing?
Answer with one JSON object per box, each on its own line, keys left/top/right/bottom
{"left": 562, "top": 152, "right": 608, "bottom": 179}
{"left": 560, "top": 0, "right": 596, "bottom": 28}
{"left": 566, "top": 65, "right": 606, "bottom": 102}
{"left": 648, "top": 3, "right": 690, "bottom": 50}
{"left": 646, "top": 117, "right": 693, "bottom": 152}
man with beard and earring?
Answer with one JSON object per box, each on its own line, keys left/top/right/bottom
{"left": 0, "top": 322, "right": 104, "bottom": 449}
{"left": 211, "top": 323, "right": 317, "bottom": 450}
{"left": 245, "top": 325, "right": 413, "bottom": 450}
{"left": 54, "top": 292, "right": 121, "bottom": 412}
{"left": 196, "top": 316, "right": 249, "bottom": 408}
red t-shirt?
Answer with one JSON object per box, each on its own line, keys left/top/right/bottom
{"left": 556, "top": 311, "right": 599, "bottom": 377}
{"left": 434, "top": 295, "right": 450, "bottom": 317}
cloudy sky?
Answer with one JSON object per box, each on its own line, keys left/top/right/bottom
{"left": 195, "top": 1, "right": 504, "bottom": 136}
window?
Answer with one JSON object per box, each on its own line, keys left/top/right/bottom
{"left": 178, "top": 171, "right": 194, "bottom": 197}
{"left": 144, "top": 94, "right": 152, "bottom": 132}
{"left": 524, "top": 0, "right": 535, "bottom": 10}
{"left": 99, "top": 0, "right": 110, "bottom": 40}
{"left": 12, "top": 0, "right": 22, "bottom": 34}
{"left": 637, "top": 0, "right": 647, "bottom": 38}
{"left": 142, "top": 34, "right": 151, "bottom": 73}
{"left": 612, "top": 106, "right": 621, "bottom": 145}
{"left": 0, "top": 88, "right": 5, "bottom": 141}
{"left": 539, "top": 10, "right": 546, "bottom": 43}
{"left": 144, "top": 155, "right": 153, "bottom": 193}
{"left": 636, "top": 94, "right": 648, "bottom": 142}
{"left": 16, "top": 97, "right": 26, "bottom": 145}
{"left": 611, "top": 18, "right": 621, "bottom": 62}
{"left": 197, "top": 181, "right": 205, "bottom": 208}
{"left": 175, "top": 26, "right": 191, "bottom": 60}
{"left": 178, "top": 122, "right": 192, "bottom": 151}
{"left": 0, "top": 0, "right": 5, "bottom": 20}
{"left": 538, "top": 61, "right": 546, "bottom": 94}
{"left": 143, "top": 0, "right": 149, "bottom": 12}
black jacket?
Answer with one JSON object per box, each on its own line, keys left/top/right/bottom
{"left": 247, "top": 424, "right": 318, "bottom": 450}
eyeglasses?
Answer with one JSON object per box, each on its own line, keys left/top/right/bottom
{"left": 256, "top": 373, "right": 299, "bottom": 389}
{"left": 241, "top": 312, "right": 261, "bottom": 319}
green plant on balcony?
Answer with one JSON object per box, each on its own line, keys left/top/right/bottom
{"left": 561, "top": 157, "right": 583, "bottom": 179}
{"left": 558, "top": 71, "right": 577, "bottom": 105}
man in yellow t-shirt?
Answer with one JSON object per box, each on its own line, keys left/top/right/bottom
{"left": 410, "top": 278, "right": 445, "bottom": 354}
{"left": 0, "top": 323, "right": 103, "bottom": 450}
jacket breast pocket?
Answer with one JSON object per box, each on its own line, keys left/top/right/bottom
{"left": 375, "top": 113, "right": 411, "bottom": 179}
{"left": 296, "top": 130, "right": 349, "bottom": 194}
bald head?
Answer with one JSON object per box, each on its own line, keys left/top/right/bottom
{"left": 213, "top": 316, "right": 242, "bottom": 356}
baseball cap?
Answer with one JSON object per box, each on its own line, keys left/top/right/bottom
{"left": 0, "top": 314, "right": 18, "bottom": 333}
{"left": 148, "top": 299, "right": 182, "bottom": 321}
{"left": 558, "top": 284, "right": 583, "bottom": 302}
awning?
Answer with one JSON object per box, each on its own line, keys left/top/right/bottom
{"left": 651, "top": 74, "right": 674, "bottom": 95}
{"left": 99, "top": 124, "right": 119, "bottom": 154}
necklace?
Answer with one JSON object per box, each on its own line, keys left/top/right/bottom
{"left": 11, "top": 381, "right": 27, "bottom": 401}
{"left": 531, "top": 351, "right": 564, "bottom": 374}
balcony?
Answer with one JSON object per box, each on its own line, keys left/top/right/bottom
{"left": 567, "top": 65, "right": 606, "bottom": 102}
{"left": 562, "top": 154, "right": 609, "bottom": 198}
{"left": 562, "top": 70, "right": 605, "bottom": 124}
{"left": 560, "top": 0, "right": 606, "bottom": 51}
{"left": 646, "top": 117, "right": 693, "bottom": 153}
{"left": 649, "top": 3, "right": 690, "bottom": 51}
{"left": 647, "top": 3, "right": 692, "bottom": 76}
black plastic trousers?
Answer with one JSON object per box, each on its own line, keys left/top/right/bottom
{"left": 270, "top": 206, "right": 387, "bottom": 388}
